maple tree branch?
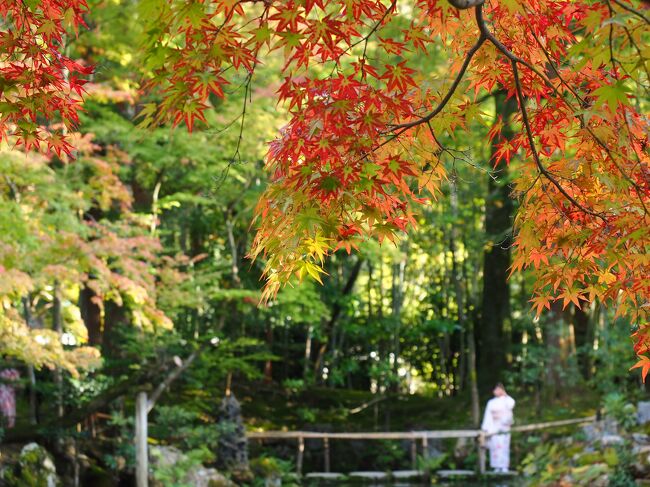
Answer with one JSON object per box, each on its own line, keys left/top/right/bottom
{"left": 510, "top": 59, "right": 606, "bottom": 222}
{"left": 427, "top": 122, "right": 494, "bottom": 181}
{"left": 584, "top": 125, "right": 650, "bottom": 216}
{"left": 448, "top": 0, "right": 485, "bottom": 9}
{"left": 610, "top": 0, "right": 650, "bottom": 24}
{"left": 475, "top": 6, "right": 558, "bottom": 92}
{"left": 526, "top": 29, "right": 585, "bottom": 106}
{"left": 147, "top": 347, "right": 203, "bottom": 413}
{"left": 522, "top": 12, "right": 648, "bottom": 216}
{"left": 621, "top": 25, "right": 650, "bottom": 85}
{"left": 393, "top": 35, "right": 486, "bottom": 130}
{"left": 362, "top": 0, "right": 396, "bottom": 52}
{"left": 332, "top": 0, "right": 396, "bottom": 69}
{"left": 475, "top": 4, "right": 610, "bottom": 220}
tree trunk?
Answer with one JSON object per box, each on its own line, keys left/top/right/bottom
{"left": 264, "top": 323, "right": 273, "bottom": 383}
{"left": 572, "top": 304, "right": 591, "bottom": 380}
{"left": 313, "top": 257, "right": 363, "bottom": 383}
{"left": 544, "top": 300, "right": 566, "bottom": 400}
{"left": 479, "top": 91, "right": 516, "bottom": 391}
{"left": 22, "top": 296, "right": 38, "bottom": 425}
{"left": 303, "top": 325, "right": 313, "bottom": 381}
{"left": 450, "top": 177, "right": 480, "bottom": 426}
{"left": 53, "top": 282, "right": 64, "bottom": 418}
{"left": 79, "top": 285, "right": 102, "bottom": 346}
{"left": 391, "top": 243, "right": 407, "bottom": 392}
{"left": 103, "top": 299, "right": 129, "bottom": 357}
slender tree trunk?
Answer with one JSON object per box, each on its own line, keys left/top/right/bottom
{"left": 572, "top": 304, "right": 591, "bottom": 380}
{"left": 544, "top": 300, "right": 565, "bottom": 400}
{"left": 303, "top": 325, "right": 313, "bottom": 381}
{"left": 22, "top": 297, "right": 38, "bottom": 425}
{"left": 150, "top": 174, "right": 163, "bottom": 236}
{"left": 450, "top": 177, "right": 480, "bottom": 426}
{"left": 53, "top": 282, "right": 64, "bottom": 418}
{"left": 391, "top": 243, "right": 407, "bottom": 392}
{"left": 313, "top": 258, "right": 363, "bottom": 382}
{"left": 225, "top": 213, "right": 241, "bottom": 287}
{"left": 264, "top": 322, "right": 273, "bottom": 383}
{"left": 479, "top": 91, "right": 516, "bottom": 391}
{"left": 103, "top": 299, "right": 129, "bottom": 358}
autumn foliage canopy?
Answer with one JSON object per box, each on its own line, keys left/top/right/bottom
{"left": 1, "top": 0, "right": 648, "bottom": 366}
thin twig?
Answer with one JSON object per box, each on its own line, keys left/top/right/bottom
{"left": 610, "top": 0, "right": 650, "bottom": 24}
{"left": 510, "top": 59, "right": 605, "bottom": 221}
{"left": 393, "top": 35, "right": 486, "bottom": 130}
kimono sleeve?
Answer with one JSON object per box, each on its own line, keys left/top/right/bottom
{"left": 481, "top": 399, "right": 494, "bottom": 431}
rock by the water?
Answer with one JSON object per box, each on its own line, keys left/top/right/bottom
{"left": 263, "top": 475, "right": 281, "bottom": 487}
{"left": 601, "top": 434, "right": 624, "bottom": 446}
{"left": 638, "top": 402, "right": 650, "bottom": 425}
{"left": 454, "top": 437, "right": 471, "bottom": 462}
{"left": 150, "top": 445, "right": 234, "bottom": 487}
{"left": 582, "top": 419, "right": 620, "bottom": 444}
{"left": 0, "top": 443, "right": 61, "bottom": 487}
{"left": 634, "top": 433, "right": 650, "bottom": 445}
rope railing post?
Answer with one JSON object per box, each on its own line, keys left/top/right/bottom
{"left": 477, "top": 430, "right": 486, "bottom": 475}
{"left": 422, "top": 434, "right": 430, "bottom": 477}
{"left": 297, "top": 436, "right": 304, "bottom": 476}
{"left": 135, "top": 391, "right": 149, "bottom": 487}
{"left": 246, "top": 415, "right": 595, "bottom": 475}
{"left": 323, "top": 436, "right": 330, "bottom": 473}
{"left": 410, "top": 437, "right": 417, "bottom": 469}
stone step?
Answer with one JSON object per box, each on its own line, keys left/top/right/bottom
{"left": 348, "top": 471, "right": 389, "bottom": 480}
{"left": 305, "top": 472, "right": 346, "bottom": 480}
{"left": 435, "top": 469, "right": 476, "bottom": 479}
{"left": 391, "top": 470, "right": 427, "bottom": 480}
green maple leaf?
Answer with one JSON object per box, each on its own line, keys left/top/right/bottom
{"left": 592, "top": 81, "right": 631, "bottom": 112}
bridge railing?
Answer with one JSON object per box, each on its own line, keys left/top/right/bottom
{"left": 247, "top": 415, "right": 596, "bottom": 475}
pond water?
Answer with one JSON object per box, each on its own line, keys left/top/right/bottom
{"left": 303, "top": 479, "right": 526, "bottom": 487}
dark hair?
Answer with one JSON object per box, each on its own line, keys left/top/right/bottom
{"left": 495, "top": 382, "right": 505, "bottom": 389}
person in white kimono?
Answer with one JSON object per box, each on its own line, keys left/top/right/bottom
{"left": 481, "top": 383, "right": 515, "bottom": 473}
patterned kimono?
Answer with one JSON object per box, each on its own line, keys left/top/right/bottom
{"left": 0, "top": 368, "right": 20, "bottom": 428}
{"left": 481, "top": 394, "right": 515, "bottom": 471}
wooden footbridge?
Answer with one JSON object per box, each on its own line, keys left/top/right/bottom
{"left": 248, "top": 416, "right": 595, "bottom": 478}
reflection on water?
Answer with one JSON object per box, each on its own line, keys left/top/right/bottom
{"left": 304, "top": 480, "right": 525, "bottom": 487}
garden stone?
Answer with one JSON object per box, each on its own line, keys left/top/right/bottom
{"left": 263, "top": 475, "right": 281, "bottom": 487}
{"left": 634, "top": 433, "right": 650, "bottom": 445}
{"left": 582, "top": 419, "right": 619, "bottom": 444}
{"left": 601, "top": 434, "right": 624, "bottom": 446}
{"left": 0, "top": 443, "right": 61, "bottom": 487}
{"left": 638, "top": 402, "right": 650, "bottom": 425}
{"left": 216, "top": 393, "right": 251, "bottom": 480}
{"left": 150, "top": 446, "right": 234, "bottom": 487}
{"left": 454, "top": 437, "right": 471, "bottom": 461}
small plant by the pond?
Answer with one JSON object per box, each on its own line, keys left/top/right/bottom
{"left": 150, "top": 447, "right": 213, "bottom": 487}
{"left": 249, "top": 455, "right": 298, "bottom": 487}
{"left": 417, "top": 452, "right": 447, "bottom": 472}
{"left": 603, "top": 393, "right": 637, "bottom": 432}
